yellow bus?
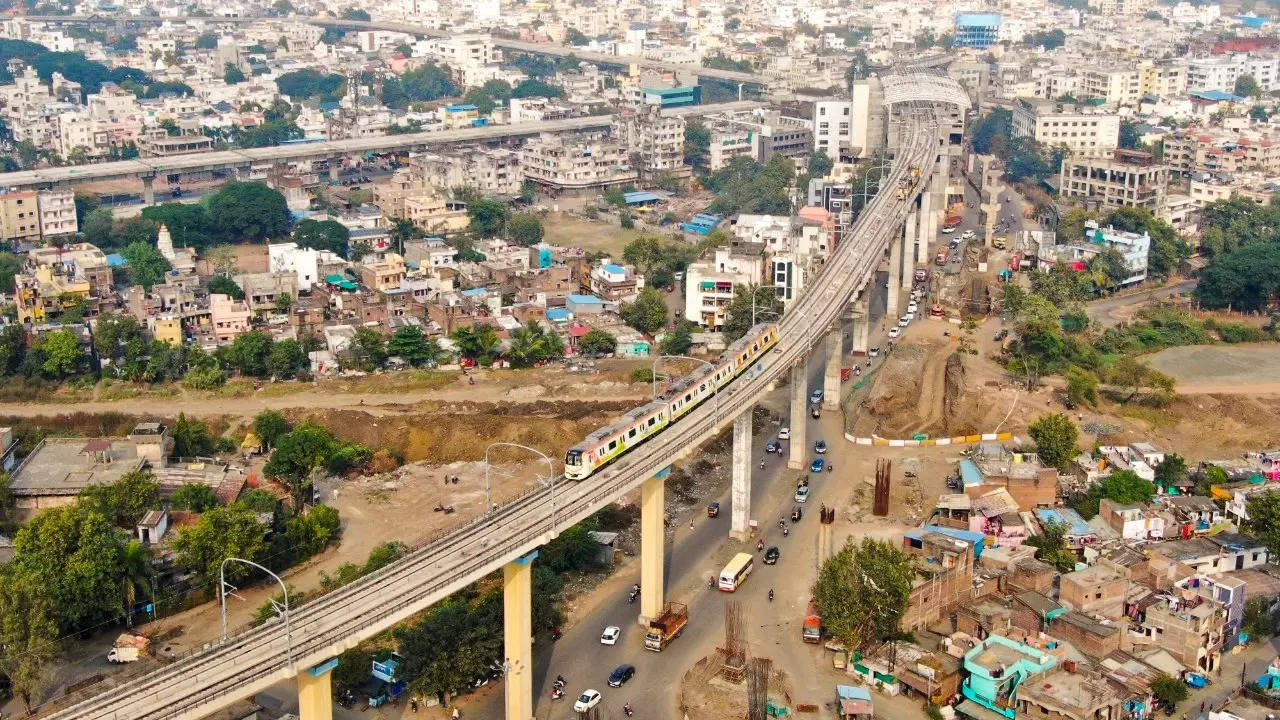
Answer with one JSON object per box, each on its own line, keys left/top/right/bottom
{"left": 718, "top": 552, "right": 755, "bottom": 592}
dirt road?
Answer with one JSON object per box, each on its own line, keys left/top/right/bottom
{"left": 0, "top": 369, "right": 650, "bottom": 421}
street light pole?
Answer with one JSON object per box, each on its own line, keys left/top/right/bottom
{"left": 220, "top": 557, "right": 293, "bottom": 669}
{"left": 484, "top": 442, "right": 557, "bottom": 530}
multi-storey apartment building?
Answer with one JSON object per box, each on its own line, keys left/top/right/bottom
{"left": 0, "top": 191, "right": 43, "bottom": 245}
{"left": 1058, "top": 149, "right": 1169, "bottom": 213}
{"left": 1163, "top": 129, "right": 1280, "bottom": 175}
{"left": 36, "top": 189, "right": 77, "bottom": 239}
{"left": 413, "top": 148, "right": 523, "bottom": 198}
{"left": 1011, "top": 98, "right": 1120, "bottom": 157}
{"left": 616, "top": 105, "right": 686, "bottom": 176}
{"left": 684, "top": 242, "right": 767, "bottom": 328}
{"left": 520, "top": 133, "right": 637, "bottom": 192}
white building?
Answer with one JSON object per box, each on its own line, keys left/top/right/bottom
{"left": 36, "top": 189, "right": 76, "bottom": 238}
{"left": 812, "top": 83, "right": 873, "bottom": 160}
{"left": 683, "top": 243, "right": 767, "bottom": 328}
{"left": 268, "top": 242, "right": 343, "bottom": 291}
{"left": 1011, "top": 98, "right": 1120, "bottom": 158}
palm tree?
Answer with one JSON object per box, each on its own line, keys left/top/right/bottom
{"left": 389, "top": 218, "right": 422, "bottom": 255}
{"left": 450, "top": 324, "right": 500, "bottom": 365}
{"left": 119, "top": 539, "right": 153, "bottom": 627}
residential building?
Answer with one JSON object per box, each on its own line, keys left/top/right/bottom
{"left": 268, "top": 242, "right": 345, "bottom": 292}
{"left": 705, "top": 109, "right": 813, "bottom": 170}
{"left": 958, "top": 635, "right": 1057, "bottom": 720}
{"left": 1163, "top": 129, "right": 1280, "bottom": 175}
{"left": 404, "top": 192, "right": 469, "bottom": 235}
{"left": 234, "top": 272, "right": 299, "bottom": 313}
{"left": 588, "top": 261, "right": 645, "bottom": 303}
{"left": 137, "top": 133, "right": 215, "bottom": 157}
{"left": 36, "top": 188, "right": 76, "bottom": 238}
{"left": 1016, "top": 666, "right": 1127, "bottom": 720}
{"left": 1036, "top": 220, "right": 1151, "bottom": 286}
{"left": 373, "top": 170, "right": 429, "bottom": 219}
{"left": 520, "top": 133, "right": 637, "bottom": 192}
{"left": 1060, "top": 565, "right": 1128, "bottom": 619}
{"left": 0, "top": 190, "right": 43, "bottom": 245}
{"left": 1011, "top": 98, "right": 1120, "bottom": 158}
{"left": 7, "top": 423, "right": 169, "bottom": 516}
{"left": 1099, "top": 499, "right": 1166, "bottom": 541}
{"left": 617, "top": 105, "right": 686, "bottom": 176}
{"left": 953, "top": 13, "right": 1002, "bottom": 49}
{"left": 1128, "top": 592, "right": 1223, "bottom": 673}
{"left": 683, "top": 242, "right": 767, "bottom": 328}
{"left": 638, "top": 85, "right": 700, "bottom": 108}
{"left": 413, "top": 148, "right": 522, "bottom": 197}
{"left": 812, "top": 83, "right": 874, "bottom": 161}
{"left": 209, "top": 292, "right": 251, "bottom": 343}
{"left": 357, "top": 253, "right": 407, "bottom": 292}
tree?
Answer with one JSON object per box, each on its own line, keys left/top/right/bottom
{"left": 141, "top": 203, "right": 214, "bottom": 250}
{"left": 1153, "top": 453, "right": 1187, "bottom": 490}
{"left": 117, "top": 538, "right": 151, "bottom": 626}
{"left": 684, "top": 120, "right": 710, "bottom": 170}
{"left": 812, "top": 538, "right": 914, "bottom": 650}
{"left": 1246, "top": 491, "right": 1280, "bottom": 558}
{"left": 39, "top": 328, "right": 86, "bottom": 378}
{"left": 195, "top": 32, "right": 219, "bottom": 49}
{"left": 388, "top": 218, "right": 421, "bottom": 255}
{"left": 450, "top": 324, "right": 500, "bottom": 364}
{"left": 970, "top": 108, "right": 1012, "bottom": 156}
{"left": 1235, "top": 73, "right": 1262, "bottom": 98}
{"left": 0, "top": 567, "right": 59, "bottom": 713}
{"left": 252, "top": 409, "right": 291, "bottom": 449}
{"left": 621, "top": 287, "right": 669, "bottom": 335}
{"left": 0, "top": 324, "right": 26, "bottom": 375}
{"left": 1026, "top": 518, "right": 1076, "bottom": 571}
{"left": 227, "top": 330, "right": 274, "bottom": 377}
{"left": 509, "top": 213, "right": 544, "bottom": 246}
{"left": 171, "top": 483, "right": 218, "bottom": 512}
{"left": 78, "top": 470, "right": 159, "bottom": 526}
{"left": 1119, "top": 120, "right": 1142, "bottom": 150}
{"left": 722, "top": 284, "right": 783, "bottom": 341}
{"left": 293, "top": 218, "right": 350, "bottom": 256}
{"left": 1090, "top": 247, "right": 1131, "bottom": 291}
{"left": 172, "top": 504, "right": 267, "bottom": 584}
{"left": 660, "top": 320, "right": 695, "bottom": 356}
{"left": 93, "top": 313, "right": 143, "bottom": 364}
{"left": 237, "top": 488, "right": 281, "bottom": 514}
{"left": 346, "top": 327, "right": 387, "bottom": 371}
{"left": 467, "top": 197, "right": 509, "bottom": 237}
{"left": 82, "top": 206, "right": 114, "bottom": 247}
{"left": 387, "top": 326, "right": 442, "bottom": 366}
{"left": 1151, "top": 673, "right": 1188, "bottom": 710}
{"left": 121, "top": 240, "right": 172, "bottom": 289}
{"left": 206, "top": 244, "right": 239, "bottom": 276}
{"left": 1065, "top": 366, "right": 1098, "bottom": 407}
{"left": 807, "top": 150, "right": 834, "bottom": 179}
{"left": 578, "top": 329, "right": 617, "bottom": 356}
{"left": 205, "top": 182, "right": 291, "bottom": 243}
{"left": 208, "top": 274, "right": 244, "bottom": 300}
{"left": 263, "top": 421, "right": 338, "bottom": 507}
{"left": 173, "top": 413, "right": 216, "bottom": 458}
{"left": 1076, "top": 470, "right": 1157, "bottom": 518}
{"left": 237, "top": 119, "right": 304, "bottom": 148}
{"left": 504, "top": 321, "right": 564, "bottom": 368}
{"left": 1196, "top": 243, "right": 1280, "bottom": 312}
{"left": 11, "top": 504, "right": 126, "bottom": 631}
{"left": 1243, "top": 595, "right": 1275, "bottom": 640}
{"left": 224, "top": 63, "right": 246, "bottom": 84}
{"left": 1028, "top": 413, "right": 1079, "bottom": 469}
{"left": 266, "top": 338, "right": 305, "bottom": 379}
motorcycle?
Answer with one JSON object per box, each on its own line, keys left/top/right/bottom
{"left": 768, "top": 589, "right": 774, "bottom": 602}
{"left": 623, "top": 704, "right": 634, "bottom": 717}
{"left": 782, "top": 526, "right": 789, "bottom": 537}
{"left": 628, "top": 589, "right": 638, "bottom": 604}
{"left": 826, "top": 463, "right": 834, "bottom": 473}
{"left": 550, "top": 688, "right": 564, "bottom": 700}
{"left": 708, "top": 576, "right": 716, "bottom": 590}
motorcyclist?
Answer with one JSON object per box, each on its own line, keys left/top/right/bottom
{"left": 782, "top": 526, "right": 789, "bottom": 537}
{"left": 757, "top": 538, "right": 765, "bottom": 552}
{"left": 768, "top": 589, "right": 774, "bottom": 602}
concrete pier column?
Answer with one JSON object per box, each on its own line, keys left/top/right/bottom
{"left": 917, "top": 185, "right": 934, "bottom": 266}
{"left": 787, "top": 362, "right": 808, "bottom": 470}
{"left": 141, "top": 175, "right": 155, "bottom": 206}
{"left": 822, "top": 331, "right": 841, "bottom": 410}
{"left": 851, "top": 300, "right": 869, "bottom": 354}
{"left": 902, "top": 210, "right": 916, "bottom": 292}
{"left": 886, "top": 225, "right": 902, "bottom": 321}
{"left": 297, "top": 659, "right": 338, "bottom": 720}
{"left": 503, "top": 551, "right": 537, "bottom": 720}
{"left": 328, "top": 155, "right": 342, "bottom": 182}
{"left": 730, "top": 409, "right": 752, "bottom": 540}
{"left": 639, "top": 473, "right": 665, "bottom": 623}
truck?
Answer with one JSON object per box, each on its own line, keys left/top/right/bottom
{"left": 803, "top": 602, "right": 822, "bottom": 643}
{"left": 644, "top": 602, "right": 688, "bottom": 651}
{"left": 107, "top": 633, "right": 149, "bottom": 663}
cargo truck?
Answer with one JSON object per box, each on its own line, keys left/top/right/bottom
{"left": 803, "top": 602, "right": 822, "bottom": 643}
{"left": 644, "top": 602, "right": 688, "bottom": 651}
{"left": 107, "top": 633, "right": 149, "bottom": 663}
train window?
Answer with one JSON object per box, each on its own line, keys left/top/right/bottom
{"left": 608, "top": 440, "right": 616, "bottom": 451}
{"left": 629, "top": 428, "right": 636, "bottom": 438}
{"left": 648, "top": 417, "right": 656, "bottom": 426}
{"left": 565, "top": 450, "right": 581, "bottom": 466}
{"left": 752, "top": 343, "right": 758, "bottom": 352}
{"left": 699, "top": 384, "right": 706, "bottom": 392}
{"left": 685, "top": 393, "right": 691, "bottom": 402}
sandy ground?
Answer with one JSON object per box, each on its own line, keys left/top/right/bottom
{"left": 1147, "top": 343, "right": 1280, "bottom": 394}
{"left": 541, "top": 211, "right": 646, "bottom": 256}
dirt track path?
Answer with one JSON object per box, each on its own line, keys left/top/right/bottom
{"left": 0, "top": 374, "right": 650, "bottom": 421}
{"left": 907, "top": 342, "right": 955, "bottom": 435}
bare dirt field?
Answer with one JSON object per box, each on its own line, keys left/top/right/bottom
{"left": 541, "top": 211, "right": 644, "bottom": 256}
{"left": 1147, "top": 343, "right": 1280, "bottom": 395}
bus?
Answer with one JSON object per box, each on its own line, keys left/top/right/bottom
{"left": 718, "top": 552, "right": 755, "bottom": 592}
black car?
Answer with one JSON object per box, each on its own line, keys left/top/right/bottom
{"left": 763, "top": 546, "right": 780, "bottom": 565}
{"left": 608, "top": 664, "right": 636, "bottom": 687}
{"left": 814, "top": 440, "right": 827, "bottom": 454}
{"left": 765, "top": 440, "right": 782, "bottom": 454}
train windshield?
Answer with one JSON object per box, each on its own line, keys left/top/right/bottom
{"left": 565, "top": 449, "right": 582, "bottom": 466}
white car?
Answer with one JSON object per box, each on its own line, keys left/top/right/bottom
{"left": 898, "top": 317, "right": 910, "bottom": 327}
{"left": 904, "top": 312, "right": 916, "bottom": 323}
{"left": 869, "top": 347, "right": 880, "bottom": 357}
{"left": 574, "top": 690, "right": 602, "bottom": 712}
{"left": 600, "top": 626, "right": 621, "bottom": 645}
{"left": 888, "top": 327, "right": 901, "bottom": 339}
{"left": 941, "top": 226, "right": 957, "bottom": 234}
{"left": 962, "top": 230, "right": 976, "bottom": 240}
{"left": 778, "top": 427, "right": 791, "bottom": 440}
{"left": 794, "top": 484, "right": 810, "bottom": 503}
{"left": 907, "top": 302, "right": 918, "bottom": 314}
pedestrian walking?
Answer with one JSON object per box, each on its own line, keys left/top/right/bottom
{"left": 410, "top": 698, "right": 418, "bottom": 713}
{"left": 690, "top": 518, "right": 694, "bottom": 529}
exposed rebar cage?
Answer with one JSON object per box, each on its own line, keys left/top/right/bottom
{"left": 747, "top": 657, "right": 772, "bottom": 720}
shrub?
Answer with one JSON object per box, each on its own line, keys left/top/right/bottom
{"left": 182, "top": 365, "right": 227, "bottom": 390}
{"left": 1216, "top": 322, "right": 1267, "bottom": 343}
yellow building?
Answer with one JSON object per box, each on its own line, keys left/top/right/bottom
{"left": 357, "top": 253, "right": 407, "bottom": 292}
{"left": 404, "top": 192, "right": 469, "bottom": 234}
{"left": 151, "top": 315, "right": 183, "bottom": 345}
{"left": 15, "top": 266, "right": 92, "bottom": 324}
{"left": 0, "top": 190, "right": 43, "bottom": 245}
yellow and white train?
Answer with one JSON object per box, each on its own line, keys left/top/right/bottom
{"left": 564, "top": 323, "right": 780, "bottom": 480}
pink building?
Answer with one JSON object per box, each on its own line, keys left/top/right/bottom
{"left": 210, "top": 293, "right": 251, "bottom": 343}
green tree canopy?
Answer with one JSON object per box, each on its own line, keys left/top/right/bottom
{"left": 722, "top": 284, "right": 783, "bottom": 341}
{"left": 205, "top": 182, "right": 291, "bottom": 243}
{"left": 77, "top": 470, "right": 159, "bottom": 526}
{"left": 509, "top": 213, "right": 544, "bottom": 246}
{"left": 121, "top": 239, "right": 172, "bottom": 289}
{"left": 1028, "top": 413, "right": 1079, "bottom": 469}
{"left": 505, "top": 321, "right": 564, "bottom": 368}
{"left": 11, "top": 504, "right": 127, "bottom": 631}
{"left": 450, "top": 324, "right": 500, "bottom": 364}
{"left": 346, "top": 327, "right": 387, "bottom": 371}
{"left": 226, "top": 330, "right": 274, "bottom": 377}
{"left": 208, "top": 274, "right": 244, "bottom": 299}
{"left": 621, "top": 287, "right": 669, "bottom": 334}
{"left": 1025, "top": 518, "right": 1076, "bottom": 571}
{"left": 141, "top": 202, "right": 214, "bottom": 250}
{"left": 812, "top": 538, "right": 914, "bottom": 650}
{"left": 467, "top": 197, "right": 509, "bottom": 237}
{"left": 172, "top": 503, "right": 267, "bottom": 583}
{"left": 578, "top": 329, "right": 617, "bottom": 356}
{"left": 252, "top": 409, "right": 291, "bottom": 449}
{"left": 388, "top": 325, "right": 443, "bottom": 366}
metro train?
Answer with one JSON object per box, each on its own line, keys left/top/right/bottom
{"left": 564, "top": 323, "right": 780, "bottom": 480}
